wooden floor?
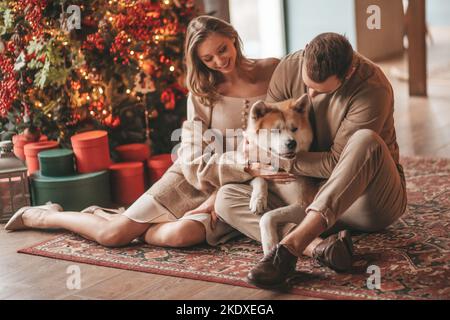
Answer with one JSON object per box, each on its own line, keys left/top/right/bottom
{"left": 1, "top": 28, "right": 450, "bottom": 300}
{"left": 379, "top": 26, "right": 450, "bottom": 158}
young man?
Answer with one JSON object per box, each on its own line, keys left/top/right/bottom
{"left": 214, "top": 33, "right": 407, "bottom": 289}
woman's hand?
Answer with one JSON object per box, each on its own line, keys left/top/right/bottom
{"left": 245, "top": 162, "right": 296, "bottom": 183}
{"left": 184, "top": 191, "right": 218, "bottom": 230}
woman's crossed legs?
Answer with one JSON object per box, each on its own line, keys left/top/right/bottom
{"left": 18, "top": 201, "right": 207, "bottom": 248}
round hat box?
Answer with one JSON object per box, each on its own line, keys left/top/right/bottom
{"left": 115, "top": 143, "right": 151, "bottom": 162}
{"left": 30, "top": 170, "right": 111, "bottom": 211}
{"left": 109, "top": 162, "right": 145, "bottom": 206}
{"left": 13, "top": 134, "right": 48, "bottom": 161}
{"left": 24, "top": 141, "right": 59, "bottom": 175}
{"left": 147, "top": 154, "right": 174, "bottom": 184}
{"left": 71, "top": 130, "right": 111, "bottom": 173}
{"left": 38, "top": 149, "right": 75, "bottom": 177}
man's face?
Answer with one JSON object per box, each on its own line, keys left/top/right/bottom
{"left": 301, "top": 64, "right": 343, "bottom": 98}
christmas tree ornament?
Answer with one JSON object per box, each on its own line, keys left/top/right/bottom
{"left": 161, "top": 88, "right": 176, "bottom": 110}
{"left": 141, "top": 59, "right": 156, "bottom": 75}
{"left": 134, "top": 72, "right": 156, "bottom": 94}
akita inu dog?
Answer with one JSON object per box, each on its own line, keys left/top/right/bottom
{"left": 246, "top": 95, "right": 319, "bottom": 255}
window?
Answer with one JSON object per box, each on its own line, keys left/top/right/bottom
{"left": 229, "top": 0, "right": 286, "bottom": 58}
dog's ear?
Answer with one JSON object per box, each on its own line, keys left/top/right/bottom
{"left": 250, "top": 100, "right": 273, "bottom": 120}
{"left": 292, "top": 94, "right": 310, "bottom": 114}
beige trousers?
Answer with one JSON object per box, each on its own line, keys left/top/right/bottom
{"left": 214, "top": 129, "right": 408, "bottom": 244}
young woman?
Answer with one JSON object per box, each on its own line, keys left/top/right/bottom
{"left": 5, "top": 15, "right": 280, "bottom": 248}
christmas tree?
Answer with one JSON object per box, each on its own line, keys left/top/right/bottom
{"left": 0, "top": 0, "right": 197, "bottom": 154}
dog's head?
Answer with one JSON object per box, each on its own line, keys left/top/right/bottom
{"left": 246, "top": 95, "right": 313, "bottom": 159}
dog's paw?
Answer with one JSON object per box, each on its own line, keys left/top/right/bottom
{"left": 249, "top": 194, "right": 268, "bottom": 215}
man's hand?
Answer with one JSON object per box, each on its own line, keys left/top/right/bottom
{"left": 184, "top": 191, "right": 218, "bottom": 230}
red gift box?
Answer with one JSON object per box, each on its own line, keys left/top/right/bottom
{"left": 24, "top": 140, "right": 59, "bottom": 175}
{"left": 147, "top": 154, "right": 174, "bottom": 184}
{"left": 71, "top": 130, "right": 111, "bottom": 173}
{"left": 13, "top": 134, "right": 48, "bottom": 161}
{"left": 109, "top": 162, "right": 145, "bottom": 206}
{"left": 115, "top": 143, "right": 151, "bottom": 162}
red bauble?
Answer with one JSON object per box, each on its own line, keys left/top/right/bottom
{"left": 161, "top": 88, "right": 176, "bottom": 110}
{"left": 142, "top": 60, "right": 156, "bottom": 75}
{"left": 104, "top": 114, "right": 121, "bottom": 128}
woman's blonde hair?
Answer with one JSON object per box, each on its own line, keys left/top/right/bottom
{"left": 184, "top": 15, "right": 250, "bottom": 107}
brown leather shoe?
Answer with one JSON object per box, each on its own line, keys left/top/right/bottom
{"left": 312, "top": 230, "right": 353, "bottom": 273}
{"left": 247, "top": 244, "right": 297, "bottom": 290}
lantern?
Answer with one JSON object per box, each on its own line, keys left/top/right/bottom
{"left": 0, "top": 141, "right": 30, "bottom": 223}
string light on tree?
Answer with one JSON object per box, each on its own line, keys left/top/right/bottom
{"left": 0, "top": 0, "right": 197, "bottom": 153}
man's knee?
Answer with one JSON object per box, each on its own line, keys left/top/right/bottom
{"left": 338, "top": 212, "right": 392, "bottom": 233}
{"left": 348, "top": 129, "right": 384, "bottom": 150}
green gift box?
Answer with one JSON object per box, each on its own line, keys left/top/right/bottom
{"left": 30, "top": 170, "right": 111, "bottom": 211}
{"left": 38, "top": 149, "right": 75, "bottom": 177}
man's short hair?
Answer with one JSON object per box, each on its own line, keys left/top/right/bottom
{"left": 304, "top": 33, "right": 354, "bottom": 83}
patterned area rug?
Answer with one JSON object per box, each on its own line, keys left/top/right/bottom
{"left": 18, "top": 156, "right": 450, "bottom": 300}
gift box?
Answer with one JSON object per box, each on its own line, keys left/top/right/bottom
{"left": 38, "top": 149, "right": 75, "bottom": 177}
{"left": 30, "top": 170, "right": 111, "bottom": 211}
{"left": 24, "top": 141, "right": 59, "bottom": 175}
{"left": 71, "top": 130, "right": 111, "bottom": 173}
{"left": 12, "top": 134, "right": 48, "bottom": 161}
{"left": 147, "top": 154, "right": 174, "bottom": 184}
{"left": 115, "top": 143, "right": 151, "bottom": 162}
{"left": 109, "top": 162, "right": 145, "bottom": 206}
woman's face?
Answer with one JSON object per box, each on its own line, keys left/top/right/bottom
{"left": 196, "top": 32, "right": 237, "bottom": 74}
